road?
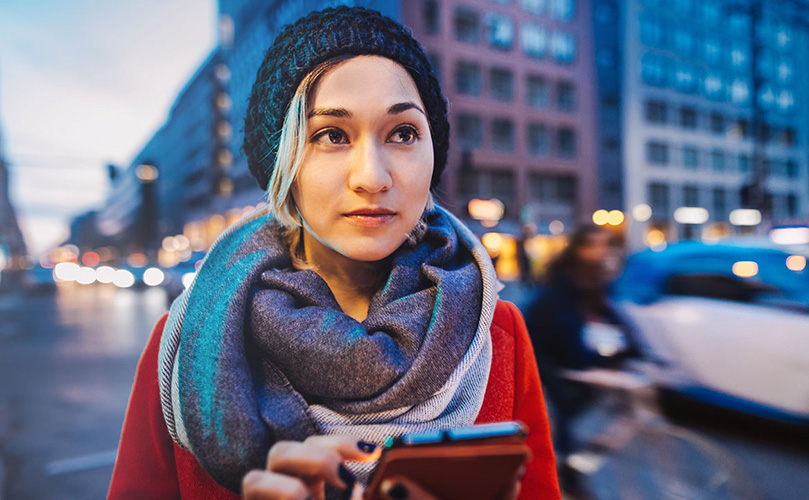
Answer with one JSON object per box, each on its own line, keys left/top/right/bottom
{"left": 0, "top": 284, "right": 167, "bottom": 500}
{"left": 0, "top": 282, "right": 807, "bottom": 499}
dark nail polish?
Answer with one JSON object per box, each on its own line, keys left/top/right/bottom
{"left": 387, "top": 482, "right": 408, "bottom": 500}
{"left": 358, "top": 440, "right": 377, "bottom": 453}
{"left": 339, "top": 464, "right": 356, "bottom": 488}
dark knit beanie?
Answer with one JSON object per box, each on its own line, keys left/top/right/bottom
{"left": 243, "top": 6, "right": 449, "bottom": 191}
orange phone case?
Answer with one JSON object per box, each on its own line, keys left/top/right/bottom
{"left": 364, "top": 438, "right": 531, "bottom": 500}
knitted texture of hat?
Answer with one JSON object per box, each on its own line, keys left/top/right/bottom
{"left": 243, "top": 6, "right": 449, "bottom": 192}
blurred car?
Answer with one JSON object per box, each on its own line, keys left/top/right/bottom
{"left": 613, "top": 241, "right": 809, "bottom": 425}
{"left": 22, "top": 265, "right": 57, "bottom": 292}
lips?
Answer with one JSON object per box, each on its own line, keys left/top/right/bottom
{"left": 342, "top": 207, "right": 396, "bottom": 227}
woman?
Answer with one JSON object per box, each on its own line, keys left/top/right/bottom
{"left": 524, "top": 225, "right": 639, "bottom": 495}
{"left": 109, "top": 6, "right": 560, "bottom": 500}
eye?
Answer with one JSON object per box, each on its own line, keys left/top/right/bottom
{"left": 312, "top": 128, "right": 349, "bottom": 145}
{"left": 388, "top": 126, "right": 420, "bottom": 144}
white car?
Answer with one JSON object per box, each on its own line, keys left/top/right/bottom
{"left": 614, "top": 242, "right": 809, "bottom": 425}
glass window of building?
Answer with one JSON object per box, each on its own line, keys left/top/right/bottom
{"left": 527, "top": 123, "right": 551, "bottom": 156}
{"left": 776, "top": 89, "right": 794, "bottom": 112}
{"left": 787, "top": 193, "right": 798, "bottom": 218}
{"left": 460, "top": 171, "right": 515, "bottom": 206}
{"left": 557, "top": 128, "right": 577, "bottom": 158}
{"left": 774, "top": 24, "right": 793, "bottom": 51}
{"left": 683, "top": 184, "right": 700, "bottom": 207}
{"left": 780, "top": 128, "right": 796, "bottom": 147}
{"left": 490, "top": 67, "right": 514, "bottom": 101}
{"left": 551, "top": 0, "right": 575, "bottom": 22}
{"left": 703, "top": 72, "right": 724, "bottom": 100}
{"left": 729, "top": 43, "right": 749, "bottom": 71}
{"left": 490, "top": 0, "right": 513, "bottom": 4}
{"left": 786, "top": 160, "right": 799, "bottom": 178}
{"left": 701, "top": 1, "right": 722, "bottom": 24}
{"left": 648, "top": 183, "right": 670, "bottom": 216}
{"left": 728, "top": 13, "right": 750, "bottom": 39}
{"left": 733, "top": 118, "right": 750, "bottom": 138}
{"left": 486, "top": 12, "right": 515, "bottom": 50}
{"left": 777, "top": 59, "right": 794, "bottom": 84}
{"left": 673, "top": 63, "right": 697, "bottom": 93}
{"left": 639, "top": 16, "right": 665, "bottom": 48}
{"left": 551, "top": 31, "right": 576, "bottom": 63}
{"left": 673, "top": 0, "right": 692, "bottom": 18}
{"left": 682, "top": 146, "right": 699, "bottom": 168}
{"left": 646, "top": 141, "right": 669, "bottom": 165}
{"left": 680, "top": 107, "right": 697, "bottom": 129}
{"left": 712, "top": 188, "right": 727, "bottom": 218}
{"left": 456, "top": 113, "right": 484, "bottom": 149}
{"left": 519, "top": 0, "right": 547, "bottom": 15}
{"left": 758, "top": 84, "right": 776, "bottom": 109}
{"left": 703, "top": 36, "right": 722, "bottom": 66}
{"left": 557, "top": 81, "right": 576, "bottom": 111}
{"left": 455, "top": 61, "right": 482, "bottom": 95}
{"left": 520, "top": 22, "right": 549, "bottom": 58}
{"left": 491, "top": 171, "right": 516, "bottom": 204}
{"left": 738, "top": 153, "right": 750, "bottom": 172}
{"left": 645, "top": 100, "right": 668, "bottom": 124}
{"left": 711, "top": 149, "right": 725, "bottom": 171}
{"left": 454, "top": 7, "right": 480, "bottom": 43}
{"left": 424, "top": 0, "right": 440, "bottom": 35}
{"left": 673, "top": 28, "right": 694, "bottom": 57}
{"left": 729, "top": 78, "right": 750, "bottom": 105}
{"left": 530, "top": 174, "right": 576, "bottom": 204}
{"left": 492, "top": 118, "right": 515, "bottom": 151}
{"left": 641, "top": 54, "right": 668, "bottom": 87}
{"left": 526, "top": 75, "right": 549, "bottom": 108}
{"left": 710, "top": 112, "right": 724, "bottom": 134}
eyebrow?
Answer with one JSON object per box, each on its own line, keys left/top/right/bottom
{"left": 307, "top": 102, "right": 425, "bottom": 119}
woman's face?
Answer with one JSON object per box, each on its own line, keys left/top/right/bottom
{"left": 576, "top": 231, "right": 612, "bottom": 267}
{"left": 292, "top": 55, "right": 434, "bottom": 265}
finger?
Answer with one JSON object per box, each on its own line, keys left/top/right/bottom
{"left": 303, "top": 434, "right": 382, "bottom": 461}
{"left": 380, "top": 476, "right": 440, "bottom": 500}
{"left": 267, "top": 441, "right": 355, "bottom": 491}
{"left": 241, "top": 469, "right": 310, "bottom": 500}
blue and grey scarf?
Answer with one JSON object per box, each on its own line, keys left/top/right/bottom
{"left": 158, "top": 205, "right": 497, "bottom": 492}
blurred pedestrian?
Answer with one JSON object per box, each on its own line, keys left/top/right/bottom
{"left": 108, "top": 6, "right": 560, "bottom": 500}
{"left": 523, "top": 225, "right": 640, "bottom": 496}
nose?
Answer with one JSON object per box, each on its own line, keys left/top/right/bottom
{"left": 347, "top": 138, "right": 392, "bottom": 193}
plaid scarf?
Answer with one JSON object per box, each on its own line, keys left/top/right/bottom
{"left": 158, "top": 206, "right": 497, "bottom": 492}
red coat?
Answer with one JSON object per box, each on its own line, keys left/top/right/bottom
{"left": 109, "top": 300, "right": 561, "bottom": 499}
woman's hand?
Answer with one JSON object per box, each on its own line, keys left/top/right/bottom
{"left": 242, "top": 435, "right": 379, "bottom": 500}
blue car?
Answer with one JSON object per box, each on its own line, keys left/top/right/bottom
{"left": 613, "top": 241, "right": 809, "bottom": 425}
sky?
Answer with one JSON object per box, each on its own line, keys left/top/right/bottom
{"left": 0, "top": 0, "right": 217, "bottom": 258}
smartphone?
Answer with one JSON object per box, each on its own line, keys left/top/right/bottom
{"left": 364, "top": 421, "right": 531, "bottom": 500}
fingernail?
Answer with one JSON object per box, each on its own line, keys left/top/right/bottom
{"left": 382, "top": 480, "right": 408, "bottom": 500}
{"left": 339, "top": 464, "right": 356, "bottom": 488}
{"left": 358, "top": 440, "right": 377, "bottom": 453}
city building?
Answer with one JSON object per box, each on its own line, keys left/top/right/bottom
{"left": 600, "top": 0, "right": 809, "bottom": 246}
{"left": 0, "top": 123, "right": 27, "bottom": 273}
{"left": 94, "top": 0, "right": 600, "bottom": 278}
{"left": 402, "top": 0, "right": 599, "bottom": 239}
